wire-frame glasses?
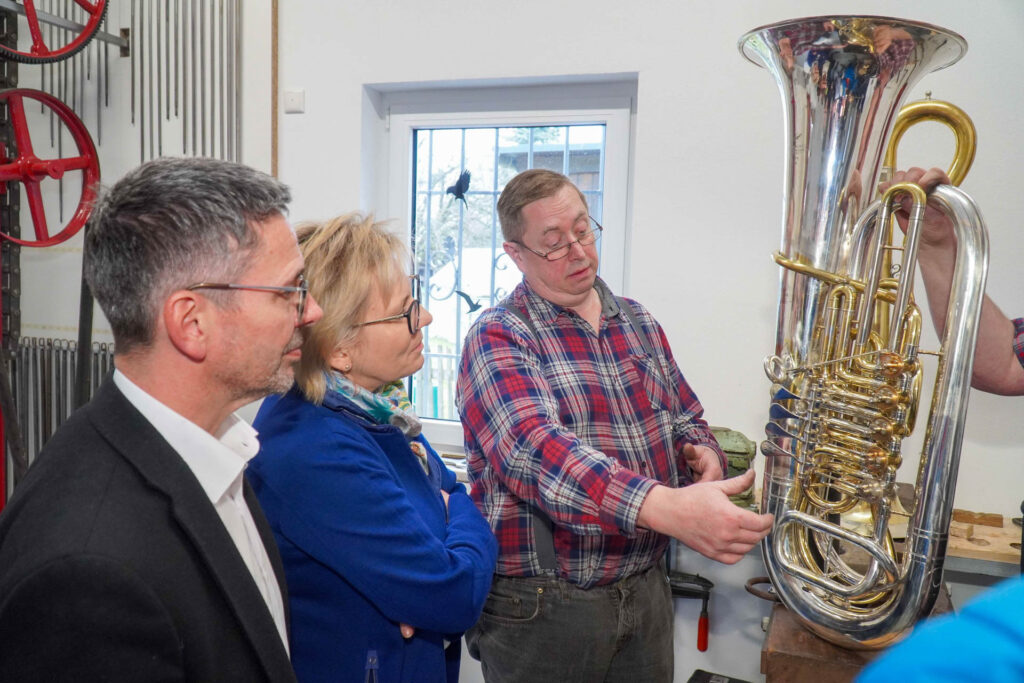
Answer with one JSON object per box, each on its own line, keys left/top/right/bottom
{"left": 356, "top": 275, "right": 422, "bottom": 335}
{"left": 514, "top": 216, "right": 604, "bottom": 261}
{"left": 187, "top": 274, "right": 309, "bottom": 321}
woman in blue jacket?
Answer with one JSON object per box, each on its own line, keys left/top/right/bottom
{"left": 248, "top": 213, "right": 497, "bottom": 683}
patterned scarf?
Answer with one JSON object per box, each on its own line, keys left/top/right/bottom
{"left": 325, "top": 372, "right": 428, "bottom": 472}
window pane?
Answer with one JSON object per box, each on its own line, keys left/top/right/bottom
{"left": 584, "top": 192, "right": 604, "bottom": 223}
{"left": 497, "top": 127, "right": 528, "bottom": 186}
{"left": 532, "top": 126, "right": 566, "bottom": 173}
{"left": 464, "top": 128, "right": 497, "bottom": 193}
{"left": 584, "top": 193, "right": 604, "bottom": 262}
{"left": 415, "top": 133, "right": 431, "bottom": 191}
{"left": 410, "top": 123, "right": 607, "bottom": 420}
{"left": 460, "top": 194, "right": 494, "bottom": 248}
{"left": 568, "top": 125, "right": 604, "bottom": 191}
{"left": 428, "top": 129, "right": 464, "bottom": 194}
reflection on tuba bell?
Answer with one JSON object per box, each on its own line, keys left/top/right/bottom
{"left": 740, "top": 16, "right": 989, "bottom": 649}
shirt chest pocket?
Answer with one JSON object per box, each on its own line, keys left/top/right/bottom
{"left": 623, "top": 352, "right": 675, "bottom": 415}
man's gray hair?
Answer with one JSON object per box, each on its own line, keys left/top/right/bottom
{"left": 84, "top": 157, "right": 292, "bottom": 354}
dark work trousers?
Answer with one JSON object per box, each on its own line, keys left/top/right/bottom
{"left": 466, "top": 563, "right": 674, "bottom": 682}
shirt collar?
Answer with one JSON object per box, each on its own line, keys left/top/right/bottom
{"left": 113, "top": 369, "right": 260, "bottom": 503}
{"left": 518, "top": 275, "right": 620, "bottom": 321}
{"left": 594, "top": 277, "right": 620, "bottom": 317}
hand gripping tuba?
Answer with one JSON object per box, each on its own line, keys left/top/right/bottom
{"left": 740, "top": 16, "right": 989, "bottom": 649}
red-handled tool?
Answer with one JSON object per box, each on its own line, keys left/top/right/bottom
{"left": 669, "top": 571, "right": 714, "bottom": 652}
{"left": 697, "top": 594, "right": 709, "bottom": 651}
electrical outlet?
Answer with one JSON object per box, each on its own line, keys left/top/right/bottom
{"left": 283, "top": 89, "right": 305, "bottom": 114}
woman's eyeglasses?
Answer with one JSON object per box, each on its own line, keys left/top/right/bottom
{"left": 356, "top": 276, "right": 421, "bottom": 334}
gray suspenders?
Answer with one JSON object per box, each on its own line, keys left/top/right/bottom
{"left": 497, "top": 297, "right": 656, "bottom": 572}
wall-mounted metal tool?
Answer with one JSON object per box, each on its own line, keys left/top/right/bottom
{"left": 128, "top": 0, "right": 241, "bottom": 163}
{"left": 0, "top": 88, "right": 99, "bottom": 246}
{"left": 0, "top": 0, "right": 111, "bottom": 63}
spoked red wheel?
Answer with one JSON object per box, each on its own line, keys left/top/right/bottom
{"left": 0, "top": 0, "right": 108, "bottom": 64}
{"left": 0, "top": 88, "right": 100, "bottom": 247}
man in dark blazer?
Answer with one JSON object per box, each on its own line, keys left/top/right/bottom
{"left": 0, "top": 158, "right": 323, "bottom": 682}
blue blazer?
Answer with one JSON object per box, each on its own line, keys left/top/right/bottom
{"left": 249, "top": 387, "right": 497, "bottom": 683}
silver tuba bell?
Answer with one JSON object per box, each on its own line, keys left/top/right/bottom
{"left": 740, "top": 16, "right": 989, "bottom": 649}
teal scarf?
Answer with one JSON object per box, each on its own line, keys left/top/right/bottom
{"left": 325, "top": 372, "right": 428, "bottom": 472}
{"left": 325, "top": 372, "right": 422, "bottom": 437}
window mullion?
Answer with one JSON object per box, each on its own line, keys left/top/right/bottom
{"left": 562, "top": 125, "right": 570, "bottom": 175}
{"left": 420, "top": 130, "right": 437, "bottom": 417}
{"left": 453, "top": 129, "right": 468, "bottom": 411}
{"left": 489, "top": 127, "right": 499, "bottom": 310}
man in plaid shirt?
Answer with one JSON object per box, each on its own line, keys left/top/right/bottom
{"left": 456, "top": 169, "right": 773, "bottom": 682}
{"left": 855, "top": 168, "right": 1024, "bottom": 681}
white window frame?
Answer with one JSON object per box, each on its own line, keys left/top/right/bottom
{"left": 376, "top": 89, "right": 633, "bottom": 452}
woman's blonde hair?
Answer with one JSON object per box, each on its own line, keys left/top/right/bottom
{"left": 294, "top": 212, "right": 408, "bottom": 403}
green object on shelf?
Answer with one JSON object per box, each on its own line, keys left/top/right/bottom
{"left": 710, "top": 426, "right": 756, "bottom": 509}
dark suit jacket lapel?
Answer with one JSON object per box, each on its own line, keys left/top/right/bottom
{"left": 86, "top": 381, "right": 295, "bottom": 682}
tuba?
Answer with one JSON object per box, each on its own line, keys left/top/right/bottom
{"left": 740, "top": 16, "right": 989, "bottom": 649}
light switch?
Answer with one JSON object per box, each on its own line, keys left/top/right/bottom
{"left": 283, "top": 89, "right": 305, "bottom": 114}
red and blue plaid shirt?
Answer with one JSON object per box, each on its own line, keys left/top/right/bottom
{"left": 456, "top": 278, "right": 725, "bottom": 588}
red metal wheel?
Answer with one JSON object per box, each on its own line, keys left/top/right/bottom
{"left": 0, "top": 88, "right": 100, "bottom": 247}
{"left": 0, "top": 0, "right": 108, "bottom": 64}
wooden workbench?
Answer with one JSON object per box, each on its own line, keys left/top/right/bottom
{"left": 947, "top": 516, "right": 1021, "bottom": 566}
{"left": 760, "top": 586, "right": 953, "bottom": 683}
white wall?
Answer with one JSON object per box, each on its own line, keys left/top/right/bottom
{"left": 275, "top": 1, "right": 1024, "bottom": 523}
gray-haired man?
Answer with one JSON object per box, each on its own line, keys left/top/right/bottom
{"left": 0, "top": 157, "right": 322, "bottom": 682}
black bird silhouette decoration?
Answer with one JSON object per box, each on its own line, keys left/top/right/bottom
{"left": 446, "top": 170, "right": 471, "bottom": 206}
{"left": 454, "top": 289, "right": 482, "bottom": 313}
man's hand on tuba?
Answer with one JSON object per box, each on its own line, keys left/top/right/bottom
{"left": 882, "top": 166, "right": 957, "bottom": 249}
{"left": 636, "top": 470, "right": 774, "bottom": 565}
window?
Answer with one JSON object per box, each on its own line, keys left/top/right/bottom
{"left": 377, "top": 82, "right": 634, "bottom": 448}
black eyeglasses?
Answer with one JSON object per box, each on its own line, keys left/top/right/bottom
{"left": 514, "top": 216, "right": 604, "bottom": 261}
{"left": 187, "top": 274, "right": 309, "bottom": 321}
{"left": 356, "top": 276, "right": 421, "bottom": 335}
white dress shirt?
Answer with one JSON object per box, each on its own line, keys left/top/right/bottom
{"left": 113, "top": 370, "right": 289, "bottom": 653}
